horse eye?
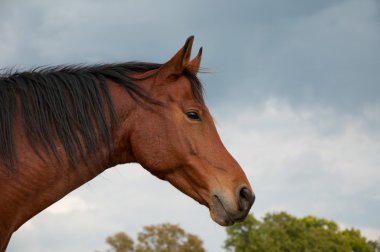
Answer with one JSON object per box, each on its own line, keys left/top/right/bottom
{"left": 186, "top": 111, "right": 201, "bottom": 121}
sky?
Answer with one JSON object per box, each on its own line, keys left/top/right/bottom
{"left": 1, "top": 0, "right": 379, "bottom": 251}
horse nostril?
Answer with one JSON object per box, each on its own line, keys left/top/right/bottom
{"left": 238, "top": 187, "right": 255, "bottom": 211}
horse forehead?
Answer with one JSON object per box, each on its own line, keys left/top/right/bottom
{"left": 166, "top": 77, "right": 195, "bottom": 101}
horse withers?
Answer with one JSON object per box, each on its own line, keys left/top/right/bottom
{"left": 0, "top": 36, "right": 254, "bottom": 251}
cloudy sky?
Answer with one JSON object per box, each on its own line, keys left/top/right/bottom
{"left": 2, "top": 0, "right": 380, "bottom": 251}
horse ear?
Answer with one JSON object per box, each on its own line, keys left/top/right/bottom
{"left": 158, "top": 36, "right": 194, "bottom": 79}
{"left": 187, "top": 47, "right": 202, "bottom": 75}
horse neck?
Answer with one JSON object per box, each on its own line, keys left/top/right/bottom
{"left": 0, "top": 79, "right": 137, "bottom": 242}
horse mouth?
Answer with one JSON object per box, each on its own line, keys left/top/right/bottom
{"left": 209, "top": 193, "right": 251, "bottom": 226}
{"left": 210, "top": 195, "right": 235, "bottom": 226}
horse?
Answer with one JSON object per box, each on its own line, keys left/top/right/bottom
{"left": 0, "top": 36, "right": 254, "bottom": 251}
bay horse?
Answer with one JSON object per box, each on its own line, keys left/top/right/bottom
{"left": 0, "top": 36, "right": 254, "bottom": 251}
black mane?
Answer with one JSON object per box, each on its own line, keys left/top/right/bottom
{"left": 0, "top": 62, "right": 203, "bottom": 170}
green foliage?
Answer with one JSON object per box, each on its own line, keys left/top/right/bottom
{"left": 367, "top": 237, "right": 380, "bottom": 252}
{"left": 224, "top": 211, "right": 374, "bottom": 252}
{"left": 341, "top": 228, "right": 373, "bottom": 252}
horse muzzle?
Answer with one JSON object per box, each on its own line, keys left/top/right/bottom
{"left": 209, "top": 186, "right": 255, "bottom": 226}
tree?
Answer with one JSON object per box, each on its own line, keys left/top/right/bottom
{"left": 368, "top": 237, "right": 380, "bottom": 252}
{"left": 224, "top": 214, "right": 262, "bottom": 251}
{"left": 224, "top": 211, "right": 373, "bottom": 252}
{"left": 106, "top": 232, "right": 134, "bottom": 252}
{"left": 342, "top": 228, "right": 372, "bottom": 252}
{"left": 135, "top": 223, "right": 205, "bottom": 252}
{"left": 102, "top": 223, "right": 205, "bottom": 252}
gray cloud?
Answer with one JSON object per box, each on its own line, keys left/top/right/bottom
{"left": 1, "top": 0, "right": 379, "bottom": 111}
{"left": 207, "top": 0, "right": 380, "bottom": 111}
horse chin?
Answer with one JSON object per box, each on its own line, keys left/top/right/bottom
{"left": 209, "top": 195, "right": 236, "bottom": 226}
{"left": 210, "top": 211, "right": 235, "bottom": 226}
{"left": 208, "top": 192, "right": 252, "bottom": 226}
